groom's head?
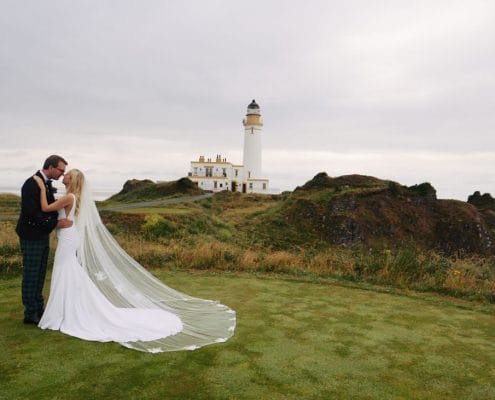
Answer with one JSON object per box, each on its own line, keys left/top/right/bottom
{"left": 43, "top": 155, "right": 68, "bottom": 180}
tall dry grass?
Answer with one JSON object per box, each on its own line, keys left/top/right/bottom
{"left": 2, "top": 215, "right": 494, "bottom": 302}
{"left": 113, "top": 233, "right": 495, "bottom": 302}
{"left": 0, "top": 221, "right": 23, "bottom": 276}
{"left": 443, "top": 256, "right": 495, "bottom": 298}
{"left": 262, "top": 250, "right": 305, "bottom": 273}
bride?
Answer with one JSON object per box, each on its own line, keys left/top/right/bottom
{"left": 33, "top": 169, "right": 235, "bottom": 352}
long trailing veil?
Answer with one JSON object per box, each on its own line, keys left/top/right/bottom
{"left": 75, "top": 179, "right": 236, "bottom": 352}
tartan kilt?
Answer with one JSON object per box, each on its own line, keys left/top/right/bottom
{"left": 20, "top": 236, "right": 50, "bottom": 317}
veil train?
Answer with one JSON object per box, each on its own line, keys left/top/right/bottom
{"left": 76, "top": 180, "right": 236, "bottom": 352}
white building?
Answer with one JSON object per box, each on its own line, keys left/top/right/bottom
{"left": 189, "top": 100, "right": 269, "bottom": 194}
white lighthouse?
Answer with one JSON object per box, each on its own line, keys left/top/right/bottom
{"left": 189, "top": 99, "right": 269, "bottom": 194}
{"left": 242, "top": 99, "right": 263, "bottom": 180}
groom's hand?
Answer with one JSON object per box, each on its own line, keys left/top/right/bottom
{"left": 57, "top": 219, "right": 73, "bottom": 229}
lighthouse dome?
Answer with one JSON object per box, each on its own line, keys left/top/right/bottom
{"left": 247, "top": 99, "right": 260, "bottom": 109}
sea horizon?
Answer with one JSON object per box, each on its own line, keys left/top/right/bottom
{"left": 0, "top": 186, "right": 120, "bottom": 201}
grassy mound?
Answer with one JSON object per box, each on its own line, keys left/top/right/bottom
{"left": 107, "top": 177, "right": 203, "bottom": 203}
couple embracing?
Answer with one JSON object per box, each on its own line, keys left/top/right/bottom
{"left": 16, "top": 155, "right": 235, "bottom": 353}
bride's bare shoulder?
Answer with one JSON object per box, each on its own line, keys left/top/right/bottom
{"left": 58, "top": 193, "right": 75, "bottom": 205}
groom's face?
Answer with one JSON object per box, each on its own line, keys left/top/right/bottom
{"left": 48, "top": 162, "right": 67, "bottom": 180}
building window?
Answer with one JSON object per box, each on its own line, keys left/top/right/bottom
{"left": 248, "top": 171, "right": 251, "bottom": 178}
{"left": 249, "top": 183, "right": 253, "bottom": 189}
{"left": 206, "top": 167, "right": 212, "bottom": 177}
{"left": 263, "top": 183, "right": 267, "bottom": 190}
{"left": 222, "top": 168, "right": 226, "bottom": 177}
{"left": 235, "top": 169, "right": 238, "bottom": 177}
{"left": 214, "top": 181, "right": 217, "bottom": 189}
{"left": 220, "top": 183, "right": 223, "bottom": 188}
{"left": 193, "top": 167, "right": 198, "bottom": 176}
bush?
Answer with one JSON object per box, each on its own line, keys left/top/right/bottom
{"left": 185, "top": 216, "right": 211, "bottom": 235}
{"left": 142, "top": 214, "right": 176, "bottom": 239}
{"left": 408, "top": 182, "right": 437, "bottom": 200}
{"left": 200, "top": 198, "right": 213, "bottom": 209}
{"left": 390, "top": 246, "right": 421, "bottom": 281}
{"left": 388, "top": 181, "right": 401, "bottom": 197}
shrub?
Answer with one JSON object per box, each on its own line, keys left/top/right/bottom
{"left": 142, "top": 214, "right": 176, "bottom": 239}
{"left": 185, "top": 216, "right": 211, "bottom": 235}
{"left": 200, "top": 198, "right": 213, "bottom": 209}
{"left": 408, "top": 182, "right": 437, "bottom": 200}
{"left": 390, "top": 246, "right": 421, "bottom": 282}
{"left": 388, "top": 181, "right": 401, "bottom": 197}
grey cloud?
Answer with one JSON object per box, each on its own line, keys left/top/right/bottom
{"left": 1, "top": 1, "right": 494, "bottom": 200}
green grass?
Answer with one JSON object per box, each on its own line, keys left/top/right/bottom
{"left": 1, "top": 271, "right": 494, "bottom": 399}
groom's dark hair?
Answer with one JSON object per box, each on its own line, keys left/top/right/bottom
{"left": 43, "top": 155, "right": 68, "bottom": 169}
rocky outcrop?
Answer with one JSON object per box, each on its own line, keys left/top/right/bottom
{"left": 298, "top": 172, "right": 388, "bottom": 191}
{"left": 468, "top": 191, "right": 495, "bottom": 212}
{"left": 276, "top": 173, "right": 495, "bottom": 255}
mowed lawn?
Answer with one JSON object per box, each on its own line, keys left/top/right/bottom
{"left": 1, "top": 271, "right": 494, "bottom": 400}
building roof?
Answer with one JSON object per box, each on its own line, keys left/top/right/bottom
{"left": 191, "top": 160, "right": 234, "bottom": 166}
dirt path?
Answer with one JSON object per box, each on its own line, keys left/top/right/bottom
{"left": 100, "top": 193, "right": 214, "bottom": 211}
{"left": 0, "top": 193, "right": 214, "bottom": 220}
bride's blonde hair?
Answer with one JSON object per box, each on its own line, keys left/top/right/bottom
{"left": 66, "top": 169, "right": 85, "bottom": 216}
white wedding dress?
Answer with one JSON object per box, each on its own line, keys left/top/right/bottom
{"left": 39, "top": 194, "right": 183, "bottom": 343}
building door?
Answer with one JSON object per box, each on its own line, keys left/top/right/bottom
{"left": 232, "top": 181, "right": 237, "bottom": 192}
{"left": 242, "top": 183, "right": 246, "bottom": 193}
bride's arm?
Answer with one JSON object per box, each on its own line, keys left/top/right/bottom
{"left": 33, "top": 175, "right": 73, "bottom": 212}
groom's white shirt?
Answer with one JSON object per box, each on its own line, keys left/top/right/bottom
{"left": 39, "top": 170, "right": 48, "bottom": 182}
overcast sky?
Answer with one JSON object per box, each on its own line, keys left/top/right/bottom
{"left": 1, "top": 0, "right": 494, "bottom": 200}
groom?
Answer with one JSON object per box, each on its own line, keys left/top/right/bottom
{"left": 16, "top": 155, "right": 73, "bottom": 324}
